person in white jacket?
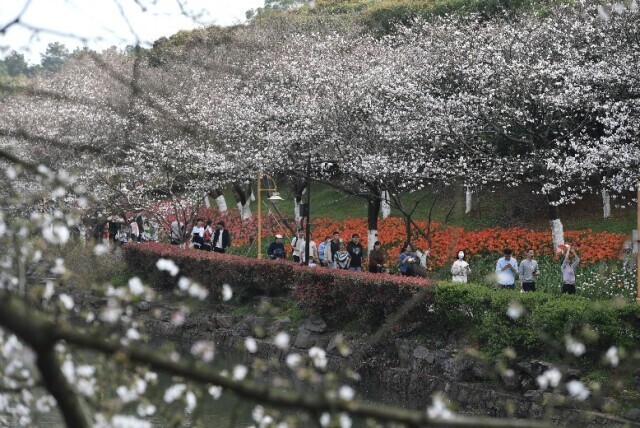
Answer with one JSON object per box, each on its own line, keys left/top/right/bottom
{"left": 451, "top": 251, "right": 471, "bottom": 283}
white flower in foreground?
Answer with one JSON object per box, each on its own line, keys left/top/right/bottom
{"left": 178, "top": 277, "right": 191, "bottom": 291}
{"left": 93, "top": 244, "right": 108, "bottom": 256}
{"left": 186, "top": 391, "right": 197, "bottom": 413}
{"left": 208, "top": 385, "right": 222, "bottom": 399}
{"left": 233, "top": 365, "right": 248, "bottom": 381}
{"left": 126, "top": 328, "right": 141, "bottom": 341}
{"left": 274, "top": 332, "right": 290, "bottom": 350}
{"left": 252, "top": 405, "right": 265, "bottom": 422}
{"left": 566, "top": 380, "right": 590, "bottom": 401}
{"left": 76, "top": 365, "right": 95, "bottom": 378}
{"left": 222, "top": 283, "right": 233, "bottom": 301}
{"left": 100, "top": 300, "right": 121, "bottom": 324}
{"left": 156, "top": 258, "right": 179, "bottom": 276}
{"left": 43, "top": 224, "right": 70, "bottom": 244}
{"left": 134, "top": 378, "right": 147, "bottom": 395}
{"left": 427, "top": 395, "right": 453, "bottom": 420}
{"left": 144, "top": 371, "right": 158, "bottom": 383}
{"left": 245, "top": 337, "right": 258, "bottom": 354}
{"left": 171, "top": 310, "right": 186, "bottom": 327}
{"left": 188, "top": 283, "right": 209, "bottom": 300}
{"left": 128, "top": 277, "right": 145, "bottom": 296}
{"left": 286, "top": 353, "right": 302, "bottom": 369}
{"left": 190, "top": 341, "right": 215, "bottom": 362}
{"left": 61, "top": 358, "right": 75, "bottom": 384}
{"left": 319, "top": 413, "right": 331, "bottom": 427}
{"left": 605, "top": 346, "right": 619, "bottom": 367}
{"left": 116, "top": 385, "right": 138, "bottom": 403}
{"left": 339, "top": 385, "right": 355, "bottom": 401}
{"left": 111, "top": 415, "right": 151, "bottom": 428}
{"left": 506, "top": 301, "right": 524, "bottom": 319}
{"left": 59, "top": 294, "right": 74, "bottom": 310}
{"left": 50, "top": 258, "right": 66, "bottom": 275}
{"left": 309, "top": 347, "right": 328, "bottom": 369}
{"left": 85, "top": 312, "right": 95, "bottom": 324}
{"left": 137, "top": 403, "right": 156, "bottom": 417}
{"left": 43, "top": 281, "right": 55, "bottom": 300}
{"left": 565, "top": 337, "right": 586, "bottom": 357}
{"left": 536, "top": 368, "right": 562, "bottom": 390}
{"left": 35, "top": 396, "right": 56, "bottom": 413}
{"left": 163, "top": 384, "right": 186, "bottom": 403}
{"left": 339, "top": 412, "right": 352, "bottom": 428}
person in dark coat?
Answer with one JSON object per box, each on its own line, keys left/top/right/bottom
{"left": 212, "top": 221, "right": 231, "bottom": 253}
{"left": 267, "top": 234, "right": 286, "bottom": 259}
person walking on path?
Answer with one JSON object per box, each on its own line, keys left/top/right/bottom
{"left": 519, "top": 248, "right": 540, "bottom": 292}
{"left": 496, "top": 248, "right": 518, "bottom": 289}
{"left": 451, "top": 250, "right": 471, "bottom": 283}
{"left": 191, "top": 218, "right": 205, "bottom": 250}
{"left": 399, "top": 244, "right": 419, "bottom": 277}
{"left": 333, "top": 242, "right": 351, "bottom": 270}
{"left": 267, "top": 234, "right": 286, "bottom": 260}
{"left": 561, "top": 245, "right": 580, "bottom": 294}
{"left": 368, "top": 241, "right": 386, "bottom": 273}
{"left": 346, "top": 234, "right": 364, "bottom": 272}
{"left": 300, "top": 233, "right": 318, "bottom": 265}
{"left": 291, "top": 230, "right": 304, "bottom": 263}
{"left": 318, "top": 236, "right": 331, "bottom": 267}
{"left": 203, "top": 220, "right": 214, "bottom": 251}
{"left": 325, "top": 232, "right": 342, "bottom": 268}
{"left": 212, "top": 221, "right": 231, "bottom": 253}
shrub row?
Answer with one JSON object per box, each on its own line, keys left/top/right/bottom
{"left": 124, "top": 243, "right": 640, "bottom": 359}
{"left": 124, "top": 243, "right": 432, "bottom": 328}
{"left": 434, "top": 283, "right": 640, "bottom": 358}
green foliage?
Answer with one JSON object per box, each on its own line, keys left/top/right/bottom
{"left": 277, "top": 299, "right": 308, "bottom": 325}
{"left": 40, "top": 42, "right": 70, "bottom": 74}
{"left": 453, "top": 254, "right": 637, "bottom": 301}
{"left": 434, "top": 282, "right": 640, "bottom": 358}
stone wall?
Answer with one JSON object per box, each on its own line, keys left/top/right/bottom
{"left": 70, "top": 288, "right": 639, "bottom": 426}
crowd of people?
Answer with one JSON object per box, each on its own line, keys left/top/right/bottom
{"left": 174, "top": 219, "right": 582, "bottom": 294}
{"left": 183, "top": 218, "right": 231, "bottom": 252}
{"left": 266, "top": 231, "right": 429, "bottom": 275}
{"left": 263, "top": 230, "right": 580, "bottom": 294}
{"left": 491, "top": 246, "right": 580, "bottom": 294}
{"left": 92, "top": 213, "right": 159, "bottom": 244}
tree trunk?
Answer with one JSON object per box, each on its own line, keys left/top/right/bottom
{"left": 215, "top": 194, "right": 228, "bottom": 213}
{"left": 547, "top": 203, "right": 565, "bottom": 249}
{"left": 465, "top": 187, "right": 472, "bottom": 214}
{"left": 602, "top": 188, "right": 611, "bottom": 219}
{"left": 381, "top": 190, "right": 391, "bottom": 219}
{"left": 367, "top": 187, "right": 381, "bottom": 252}
{"left": 293, "top": 181, "right": 308, "bottom": 227}
{"left": 232, "top": 183, "right": 252, "bottom": 220}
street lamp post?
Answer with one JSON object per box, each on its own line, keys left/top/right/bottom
{"left": 637, "top": 182, "right": 640, "bottom": 304}
{"left": 257, "top": 172, "right": 283, "bottom": 259}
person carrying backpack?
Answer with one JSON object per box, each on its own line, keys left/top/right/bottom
{"left": 268, "top": 234, "right": 286, "bottom": 259}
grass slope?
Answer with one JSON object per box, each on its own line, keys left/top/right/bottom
{"left": 220, "top": 183, "right": 636, "bottom": 233}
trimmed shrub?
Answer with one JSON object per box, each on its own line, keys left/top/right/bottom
{"left": 124, "top": 244, "right": 640, "bottom": 360}
{"left": 124, "top": 242, "right": 297, "bottom": 301}
{"left": 293, "top": 267, "right": 433, "bottom": 328}
{"left": 124, "top": 243, "right": 433, "bottom": 328}
{"left": 434, "top": 283, "right": 640, "bottom": 358}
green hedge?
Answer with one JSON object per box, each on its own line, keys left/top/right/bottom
{"left": 124, "top": 243, "right": 640, "bottom": 360}
{"left": 124, "top": 243, "right": 432, "bottom": 328}
{"left": 434, "top": 283, "right": 640, "bottom": 358}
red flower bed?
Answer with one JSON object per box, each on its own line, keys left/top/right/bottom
{"left": 153, "top": 206, "right": 626, "bottom": 267}
{"left": 124, "top": 242, "right": 433, "bottom": 328}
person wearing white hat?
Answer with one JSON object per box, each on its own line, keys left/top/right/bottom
{"left": 451, "top": 250, "right": 471, "bottom": 283}
{"left": 267, "top": 234, "right": 286, "bottom": 260}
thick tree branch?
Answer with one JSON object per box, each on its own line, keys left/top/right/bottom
{"left": 0, "top": 291, "right": 550, "bottom": 428}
